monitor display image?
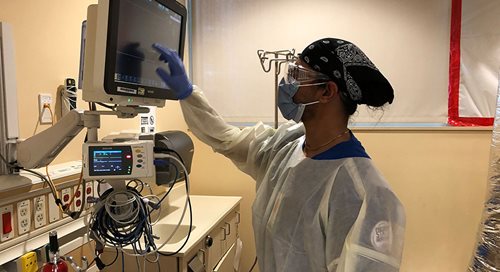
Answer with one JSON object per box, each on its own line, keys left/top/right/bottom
{"left": 112, "top": 0, "right": 183, "bottom": 92}
{"left": 82, "top": 0, "right": 187, "bottom": 106}
{"left": 89, "top": 146, "right": 133, "bottom": 176}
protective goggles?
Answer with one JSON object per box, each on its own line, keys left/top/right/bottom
{"left": 282, "top": 61, "right": 331, "bottom": 85}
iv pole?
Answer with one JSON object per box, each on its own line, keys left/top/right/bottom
{"left": 257, "top": 49, "right": 296, "bottom": 129}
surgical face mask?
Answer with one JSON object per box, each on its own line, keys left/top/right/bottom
{"left": 278, "top": 79, "right": 323, "bottom": 123}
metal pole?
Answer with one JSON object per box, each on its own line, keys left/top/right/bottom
{"left": 274, "top": 56, "right": 279, "bottom": 129}
{"left": 256, "top": 49, "right": 295, "bottom": 129}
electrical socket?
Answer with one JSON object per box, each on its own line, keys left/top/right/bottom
{"left": 38, "top": 93, "right": 53, "bottom": 124}
{"left": 73, "top": 185, "right": 83, "bottom": 211}
{"left": 17, "top": 199, "right": 31, "bottom": 235}
{"left": 33, "top": 195, "right": 46, "bottom": 229}
{"left": 61, "top": 188, "right": 72, "bottom": 218}
{"left": 85, "top": 181, "right": 94, "bottom": 208}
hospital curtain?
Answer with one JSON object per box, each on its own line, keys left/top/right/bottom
{"left": 448, "top": 0, "right": 500, "bottom": 126}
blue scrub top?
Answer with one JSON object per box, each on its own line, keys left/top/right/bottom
{"left": 311, "top": 131, "right": 370, "bottom": 160}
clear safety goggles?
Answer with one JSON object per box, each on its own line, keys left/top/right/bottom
{"left": 282, "top": 61, "right": 331, "bottom": 85}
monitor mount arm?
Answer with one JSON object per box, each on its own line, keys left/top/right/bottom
{"left": 14, "top": 106, "right": 149, "bottom": 170}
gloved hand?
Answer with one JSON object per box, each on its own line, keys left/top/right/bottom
{"left": 152, "top": 43, "right": 193, "bottom": 99}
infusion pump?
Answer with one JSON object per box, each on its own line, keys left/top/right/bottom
{"left": 82, "top": 140, "right": 154, "bottom": 180}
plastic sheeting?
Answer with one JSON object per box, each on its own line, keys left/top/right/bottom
{"left": 190, "top": 0, "right": 450, "bottom": 124}
{"left": 469, "top": 83, "right": 500, "bottom": 271}
{"left": 448, "top": 0, "right": 500, "bottom": 126}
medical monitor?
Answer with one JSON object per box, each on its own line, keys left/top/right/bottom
{"left": 82, "top": 141, "right": 155, "bottom": 180}
{"left": 82, "top": 0, "right": 187, "bottom": 107}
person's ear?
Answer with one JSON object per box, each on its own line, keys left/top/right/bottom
{"left": 319, "top": 81, "right": 339, "bottom": 103}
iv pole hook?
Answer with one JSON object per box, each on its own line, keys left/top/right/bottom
{"left": 257, "top": 49, "right": 296, "bottom": 128}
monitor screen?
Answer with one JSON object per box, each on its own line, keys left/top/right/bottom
{"left": 82, "top": 0, "right": 187, "bottom": 105}
{"left": 113, "top": 0, "right": 183, "bottom": 91}
{"left": 89, "top": 146, "right": 133, "bottom": 176}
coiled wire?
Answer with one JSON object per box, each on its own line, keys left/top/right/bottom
{"left": 87, "top": 151, "right": 192, "bottom": 270}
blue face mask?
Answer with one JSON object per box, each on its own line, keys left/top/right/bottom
{"left": 278, "top": 78, "right": 320, "bottom": 123}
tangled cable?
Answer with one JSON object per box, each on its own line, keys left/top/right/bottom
{"left": 87, "top": 151, "right": 192, "bottom": 270}
{"left": 89, "top": 187, "right": 157, "bottom": 255}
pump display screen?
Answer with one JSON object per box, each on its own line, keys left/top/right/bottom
{"left": 88, "top": 146, "right": 133, "bottom": 176}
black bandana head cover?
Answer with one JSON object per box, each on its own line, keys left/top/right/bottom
{"left": 300, "top": 38, "right": 394, "bottom": 107}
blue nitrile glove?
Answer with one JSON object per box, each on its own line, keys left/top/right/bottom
{"left": 152, "top": 43, "right": 193, "bottom": 99}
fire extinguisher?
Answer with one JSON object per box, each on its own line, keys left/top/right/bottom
{"left": 41, "top": 231, "right": 68, "bottom": 272}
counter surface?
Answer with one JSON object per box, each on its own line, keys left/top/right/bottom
{"left": 144, "top": 192, "right": 241, "bottom": 256}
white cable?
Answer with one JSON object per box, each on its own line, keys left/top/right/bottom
{"left": 117, "top": 154, "right": 191, "bottom": 257}
{"left": 141, "top": 195, "right": 162, "bottom": 225}
{"left": 151, "top": 153, "right": 190, "bottom": 250}
{"left": 104, "top": 190, "right": 140, "bottom": 224}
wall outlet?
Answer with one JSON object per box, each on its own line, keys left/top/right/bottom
{"left": 33, "top": 196, "right": 46, "bottom": 229}
{"left": 85, "top": 181, "right": 94, "bottom": 208}
{"left": 73, "top": 185, "right": 83, "bottom": 211}
{"left": 38, "top": 93, "right": 53, "bottom": 124}
{"left": 17, "top": 199, "right": 31, "bottom": 235}
{"left": 60, "top": 188, "right": 72, "bottom": 218}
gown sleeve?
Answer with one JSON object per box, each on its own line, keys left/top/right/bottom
{"left": 179, "top": 86, "right": 304, "bottom": 182}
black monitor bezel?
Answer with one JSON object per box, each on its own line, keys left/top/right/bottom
{"left": 104, "top": 0, "right": 187, "bottom": 100}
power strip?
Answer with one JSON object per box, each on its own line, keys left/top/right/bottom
{"left": 21, "top": 161, "right": 82, "bottom": 186}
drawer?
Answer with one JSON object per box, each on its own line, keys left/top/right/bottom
{"left": 206, "top": 206, "right": 240, "bottom": 271}
{"left": 213, "top": 243, "right": 236, "bottom": 272}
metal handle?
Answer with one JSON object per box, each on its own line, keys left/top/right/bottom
{"left": 220, "top": 227, "right": 227, "bottom": 241}
{"left": 236, "top": 211, "right": 241, "bottom": 224}
{"left": 199, "top": 248, "right": 206, "bottom": 264}
{"left": 224, "top": 222, "right": 231, "bottom": 236}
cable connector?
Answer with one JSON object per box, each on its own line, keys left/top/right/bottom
{"left": 141, "top": 197, "right": 159, "bottom": 209}
{"left": 95, "top": 257, "right": 106, "bottom": 270}
{"left": 86, "top": 196, "right": 100, "bottom": 204}
{"left": 153, "top": 158, "right": 168, "bottom": 167}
